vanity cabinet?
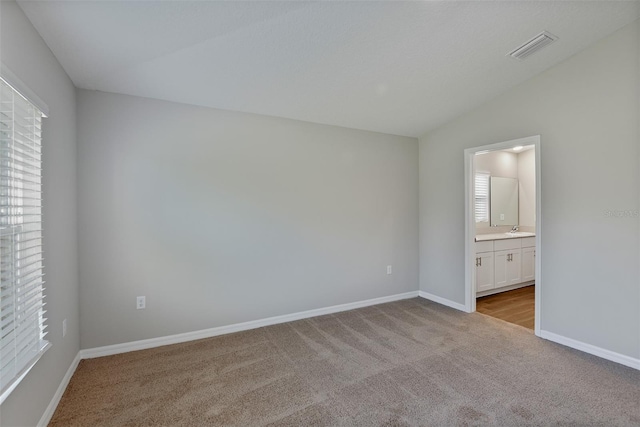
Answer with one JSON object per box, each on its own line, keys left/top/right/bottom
{"left": 475, "top": 236, "right": 535, "bottom": 295}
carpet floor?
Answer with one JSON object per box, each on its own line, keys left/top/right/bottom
{"left": 50, "top": 298, "right": 640, "bottom": 426}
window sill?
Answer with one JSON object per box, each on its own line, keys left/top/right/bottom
{"left": 0, "top": 340, "right": 51, "bottom": 405}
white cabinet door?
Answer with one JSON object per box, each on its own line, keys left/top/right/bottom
{"left": 476, "top": 252, "right": 494, "bottom": 292}
{"left": 495, "top": 248, "right": 522, "bottom": 288}
{"left": 522, "top": 246, "right": 535, "bottom": 282}
{"left": 494, "top": 250, "right": 509, "bottom": 288}
{"left": 506, "top": 249, "right": 522, "bottom": 285}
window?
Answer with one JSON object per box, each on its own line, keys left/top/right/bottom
{"left": 0, "top": 77, "right": 49, "bottom": 403}
{"left": 475, "top": 172, "right": 490, "bottom": 223}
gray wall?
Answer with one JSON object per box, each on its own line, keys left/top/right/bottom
{"left": 77, "top": 90, "right": 419, "bottom": 349}
{"left": 419, "top": 20, "right": 639, "bottom": 358}
{"left": 0, "top": 1, "right": 79, "bottom": 426}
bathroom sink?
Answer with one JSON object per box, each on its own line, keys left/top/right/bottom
{"left": 503, "top": 232, "right": 535, "bottom": 238}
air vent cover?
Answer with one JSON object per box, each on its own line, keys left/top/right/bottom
{"left": 508, "top": 31, "right": 558, "bottom": 60}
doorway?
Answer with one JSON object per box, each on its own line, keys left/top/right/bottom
{"left": 464, "top": 136, "right": 541, "bottom": 335}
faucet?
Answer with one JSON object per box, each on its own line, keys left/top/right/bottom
{"left": 510, "top": 225, "right": 519, "bottom": 233}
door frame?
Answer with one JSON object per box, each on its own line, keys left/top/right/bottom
{"left": 464, "top": 135, "right": 542, "bottom": 336}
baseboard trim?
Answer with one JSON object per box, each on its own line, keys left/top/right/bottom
{"left": 37, "top": 351, "right": 82, "bottom": 427}
{"left": 418, "top": 291, "right": 467, "bottom": 312}
{"left": 540, "top": 330, "right": 640, "bottom": 370}
{"left": 80, "top": 291, "right": 420, "bottom": 359}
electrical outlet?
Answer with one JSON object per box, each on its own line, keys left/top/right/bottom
{"left": 136, "top": 296, "right": 146, "bottom": 310}
{"left": 62, "top": 319, "right": 67, "bottom": 337}
{"left": 387, "top": 265, "right": 392, "bottom": 275}
{"left": 500, "top": 213, "right": 505, "bottom": 220}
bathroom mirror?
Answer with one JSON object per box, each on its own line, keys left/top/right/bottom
{"left": 490, "top": 177, "right": 518, "bottom": 226}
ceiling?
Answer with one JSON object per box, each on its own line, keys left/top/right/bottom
{"left": 17, "top": 1, "right": 640, "bottom": 137}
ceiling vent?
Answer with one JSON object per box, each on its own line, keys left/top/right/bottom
{"left": 508, "top": 31, "right": 558, "bottom": 60}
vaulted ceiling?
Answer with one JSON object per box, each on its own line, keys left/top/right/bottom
{"left": 18, "top": 1, "right": 640, "bottom": 137}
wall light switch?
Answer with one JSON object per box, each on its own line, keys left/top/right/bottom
{"left": 137, "top": 296, "right": 146, "bottom": 310}
{"left": 62, "top": 319, "right": 67, "bottom": 337}
{"left": 387, "top": 265, "right": 392, "bottom": 275}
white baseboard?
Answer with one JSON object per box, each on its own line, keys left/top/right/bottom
{"left": 37, "top": 352, "right": 82, "bottom": 427}
{"left": 80, "top": 291, "right": 420, "bottom": 359}
{"left": 540, "top": 330, "right": 640, "bottom": 371}
{"left": 418, "top": 291, "right": 467, "bottom": 312}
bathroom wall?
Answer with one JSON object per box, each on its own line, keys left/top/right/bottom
{"left": 475, "top": 151, "right": 517, "bottom": 230}
{"left": 474, "top": 151, "right": 518, "bottom": 179}
{"left": 518, "top": 149, "right": 536, "bottom": 229}
{"left": 474, "top": 150, "right": 535, "bottom": 230}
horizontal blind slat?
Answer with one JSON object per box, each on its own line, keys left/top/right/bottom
{"left": 0, "top": 138, "right": 42, "bottom": 156}
{"left": 2, "top": 264, "right": 44, "bottom": 283}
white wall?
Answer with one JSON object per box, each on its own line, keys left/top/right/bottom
{"left": 475, "top": 151, "right": 518, "bottom": 178}
{"left": 419, "top": 20, "right": 639, "bottom": 358}
{"left": 0, "top": 2, "right": 79, "bottom": 426}
{"left": 77, "top": 90, "right": 419, "bottom": 349}
{"left": 518, "top": 149, "right": 536, "bottom": 228}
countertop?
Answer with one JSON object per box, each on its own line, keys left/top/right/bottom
{"left": 475, "top": 232, "right": 535, "bottom": 242}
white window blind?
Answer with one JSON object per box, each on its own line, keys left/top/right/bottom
{"left": 0, "top": 77, "right": 49, "bottom": 404}
{"left": 475, "top": 172, "right": 490, "bottom": 223}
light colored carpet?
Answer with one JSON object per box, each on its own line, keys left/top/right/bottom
{"left": 49, "top": 298, "right": 639, "bottom": 426}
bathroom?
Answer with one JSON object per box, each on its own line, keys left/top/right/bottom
{"left": 473, "top": 143, "right": 537, "bottom": 329}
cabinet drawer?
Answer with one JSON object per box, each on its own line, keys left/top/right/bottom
{"left": 475, "top": 241, "right": 494, "bottom": 253}
{"left": 521, "top": 237, "right": 535, "bottom": 248}
{"left": 494, "top": 238, "right": 521, "bottom": 251}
